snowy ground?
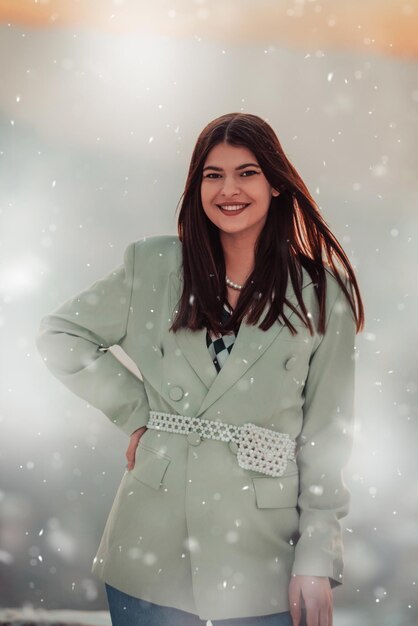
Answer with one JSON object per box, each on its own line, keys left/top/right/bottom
{"left": 0, "top": 609, "right": 111, "bottom": 626}
{"left": 0, "top": 608, "right": 371, "bottom": 626}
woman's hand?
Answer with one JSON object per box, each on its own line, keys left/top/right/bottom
{"left": 288, "top": 574, "right": 333, "bottom": 626}
{"left": 125, "top": 426, "right": 148, "bottom": 471}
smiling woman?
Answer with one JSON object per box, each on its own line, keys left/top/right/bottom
{"left": 201, "top": 144, "right": 280, "bottom": 292}
{"left": 200, "top": 143, "right": 282, "bottom": 312}
{"left": 172, "top": 113, "right": 363, "bottom": 341}
{"left": 36, "top": 112, "right": 364, "bottom": 626}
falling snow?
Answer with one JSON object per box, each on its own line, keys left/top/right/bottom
{"left": 0, "top": 5, "right": 416, "bottom": 624}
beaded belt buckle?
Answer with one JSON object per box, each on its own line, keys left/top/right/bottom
{"left": 236, "top": 423, "right": 296, "bottom": 477}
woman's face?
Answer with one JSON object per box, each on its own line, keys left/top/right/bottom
{"left": 200, "top": 142, "right": 280, "bottom": 243}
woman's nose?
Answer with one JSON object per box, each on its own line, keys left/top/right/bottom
{"left": 220, "top": 177, "right": 241, "bottom": 195}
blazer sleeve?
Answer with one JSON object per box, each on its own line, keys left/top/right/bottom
{"left": 291, "top": 272, "right": 357, "bottom": 588}
{"left": 35, "top": 241, "right": 150, "bottom": 437}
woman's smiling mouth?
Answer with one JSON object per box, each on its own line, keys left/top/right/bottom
{"left": 216, "top": 203, "right": 250, "bottom": 214}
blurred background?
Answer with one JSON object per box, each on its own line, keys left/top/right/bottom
{"left": 0, "top": 1, "right": 417, "bottom": 624}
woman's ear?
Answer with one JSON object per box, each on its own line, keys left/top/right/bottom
{"left": 272, "top": 189, "right": 280, "bottom": 197}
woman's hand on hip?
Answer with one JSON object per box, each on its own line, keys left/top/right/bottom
{"left": 125, "top": 426, "right": 148, "bottom": 470}
{"left": 288, "top": 574, "right": 333, "bottom": 626}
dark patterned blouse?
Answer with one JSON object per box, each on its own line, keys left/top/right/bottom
{"left": 206, "top": 302, "right": 238, "bottom": 373}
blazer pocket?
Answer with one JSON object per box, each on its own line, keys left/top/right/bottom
{"left": 129, "top": 443, "right": 171, "bottom": 491}
{"left": 252, "top": 472, "right": 299, "bottom": 509}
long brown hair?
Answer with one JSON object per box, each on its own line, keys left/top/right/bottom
{"left": 170, "top": 112, "right": 364, "bottom": 337}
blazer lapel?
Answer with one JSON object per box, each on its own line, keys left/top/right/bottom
{"left": 169, "top": 268, "right": 313, "bottom": 417}
{"left": 168, "top": 272, "right": 218, "bottom": 391}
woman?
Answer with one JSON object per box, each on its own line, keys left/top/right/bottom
{"left": 36, "top": 112, "right": 364, "bottom": 626}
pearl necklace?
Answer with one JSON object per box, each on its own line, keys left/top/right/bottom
{"left": 226, "top": 275, "right": 243, "bottom": 291}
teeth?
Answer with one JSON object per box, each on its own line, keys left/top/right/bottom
{"left": 218, "top": 204, "right": 248, "bottom": 211}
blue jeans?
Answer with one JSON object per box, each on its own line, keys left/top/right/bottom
{"left": 105, "top": 583, "right": 296, "bottom": 626}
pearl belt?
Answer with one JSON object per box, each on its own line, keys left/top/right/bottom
{"left": 147, "top": 410, "right": 296, "bottom": 478}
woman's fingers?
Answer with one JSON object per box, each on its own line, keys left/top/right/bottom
{"left": 125, "top": 439, "right": 137, "bottom": 470}
{"left": 304, "top": 597, "right": 320, "bottom": 626}
{"left": 288, "top": 576, "right": 302, "bottom": 626}
{"left": 328, "top": 602, "right": 333, "bottom": 626}
{"left": 304, "top": 583, "right": 332, "bottom": 626}
{"left": 290, "top": 575, "right": 333, "bottom": 626}
{"left": 305, "top": 598, "right": 333, "bottom": 626}
{"left": 317, "top": 605, "right": 331, "bottom": 626}
{"left": 125, "top": 426, "right": 147, "bottom": 470}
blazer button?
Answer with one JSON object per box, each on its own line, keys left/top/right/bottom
{"left": 187, "top": 432, "right": 202, "bottom": 446}
{"left": 169, "top": 386, "right": 184, "bottom": 401}
{"left": 229, "top": 441, "right": 239, "bottom": 455}
{"left": 285, "top": 356, "right": 297, "bottom": 371}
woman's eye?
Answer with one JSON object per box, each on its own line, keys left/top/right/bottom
{"left": 204, "top": 170, "right": 258, "bottom": 179}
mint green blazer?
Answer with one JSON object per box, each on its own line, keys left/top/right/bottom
{"left": 35, "top": 234, "right": 356, "bottom": 621}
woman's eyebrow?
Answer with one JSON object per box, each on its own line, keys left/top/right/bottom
{"left": 202, "top": 162, "right": 260, "bottom": 172}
